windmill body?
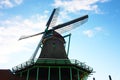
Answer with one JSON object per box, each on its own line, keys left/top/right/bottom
{"left": 40, "top": 31, "right": 68, "bottom": 59}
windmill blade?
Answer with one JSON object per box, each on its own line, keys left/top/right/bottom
{"left": 46, "top": 8, "right": 59, "bottom": 30}
{"left": 29, "top": 39, "right": 42, "bottom": 61}
{"left": 52, "top": 15, "right": 88, "bottom": 33}
{"left": 55, "top": 17, "right": 88, "bottom": 33}
{"left": 19, "top": 32, "right": 44, "bottom": 40}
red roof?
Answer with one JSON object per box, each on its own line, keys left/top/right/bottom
{"left": 0, "top": 69, "right": 25, "bottom": 80}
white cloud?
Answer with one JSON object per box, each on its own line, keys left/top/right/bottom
{"left": 0, "top": 54, "right": 9, "bottom": 63}
{"left": 0, "top": 14, "right": 47, "bottom": 68}
{"left": 83, "top": 27, "right": 103, "bottom": 38}
{"left": 14, "top": 0, "right": 23, "bottom": 5}
{"left": 94, "top": 27, "right": 103, "bottom": 31}
{"left": 0, "top": 0, "right": 23, "bottom": 9}
{"left": 100, "top": 0, "right": 109, "bottom": 3}
{"left": 83, "top": 29, "right": 94, "bottom": 38}
{"left": 52, "top": 0, "right": 109, "bottom": 14}
{"left": 0, "top": 0, "right": 13, "bottom": 8}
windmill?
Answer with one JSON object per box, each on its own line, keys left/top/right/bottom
{"left": 11, "top": 8, "right": 92, "bottom": 80}
{"left": 19, "top": 8, "right": 88, "bottom": 61}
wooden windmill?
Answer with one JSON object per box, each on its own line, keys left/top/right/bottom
{"left": 12, "top": 8, "right": 93, "bottom": 80}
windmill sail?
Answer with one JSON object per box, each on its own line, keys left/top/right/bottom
{"left": 19, "top": 32, "right": 44, "bottom": 40}
{"left": 46, "top": 8, "right": 59, "bottom": 29}
{"left": 53, "top": 15, "right": 88, "bottom": 33}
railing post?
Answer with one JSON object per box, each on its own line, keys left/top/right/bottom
{"left": 48, "top": 67, "right": 50, "bottom": 80}
{"left": 20, "top": 72, "right": 22, "bottom": 77}
{"left": 70, "top": 68, "right": 72, "bottom": 80}
{"left": 59, "top": 67, "right": 61, "bottom": 80}
{"left": 36, "top": 67, "right": 39, "bottom": 80}
{"left": 77, "top": 70, "right": 80, "bottom": 80}
{"left": 26, "top": 69, "right": 30, "bottom": 80}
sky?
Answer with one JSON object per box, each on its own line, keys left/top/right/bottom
{"left": 0, "top": 0, "right": 120, "bottom": 80}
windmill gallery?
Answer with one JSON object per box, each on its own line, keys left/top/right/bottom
{"left": 0, "top": 8, "right": 93, "bottom": 80}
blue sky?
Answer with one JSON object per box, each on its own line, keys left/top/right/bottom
{"left": 0, "top": 0, "right": 120, "bottom": 80}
